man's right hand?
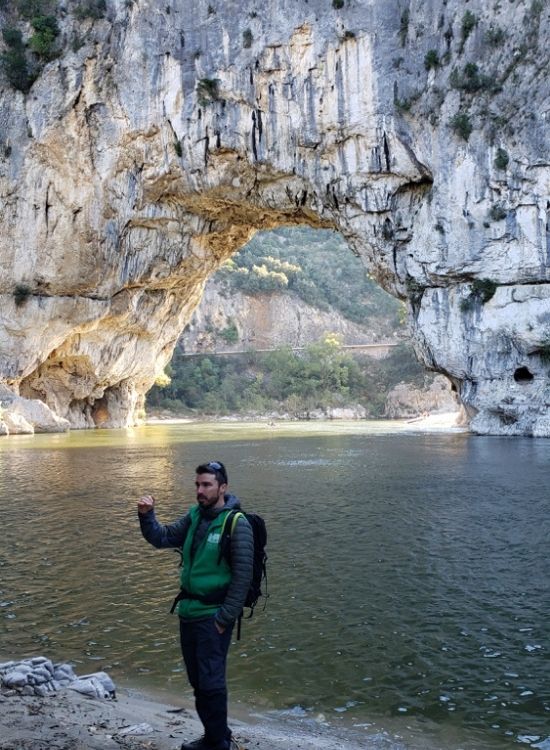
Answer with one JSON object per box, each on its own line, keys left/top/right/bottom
{"left": 137, "top": 495, "right": 155, "bottom": 515}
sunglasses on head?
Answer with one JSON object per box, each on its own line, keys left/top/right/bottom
{"left": 207, "top": 461, "right": 227, "bottom": 482}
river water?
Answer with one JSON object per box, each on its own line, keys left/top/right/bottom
{"left": 0, "top": 422, "right": 548, "bottom": 750}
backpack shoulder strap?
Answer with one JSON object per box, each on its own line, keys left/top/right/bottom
{"left": 230, "top": 510, "right": 244, "bottom": 534}
{"left": 217, "top": 509, "right": 243, "bottom": 564}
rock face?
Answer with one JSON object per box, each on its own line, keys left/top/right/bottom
{"left": 180, "top": 280, "right": 397, "bottom": 353}
{"left": 0, "top": 0, "right": 549, "bottom": 434}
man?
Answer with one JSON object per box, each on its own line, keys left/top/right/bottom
{"left": 138, "top": 461, "right": 253, "bottom": 750}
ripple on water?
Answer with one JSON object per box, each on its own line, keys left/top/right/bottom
{"left": 0, "top": 427, "right": 548, "bottom": 750}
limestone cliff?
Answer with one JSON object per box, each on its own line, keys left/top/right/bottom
{"left": 179, "top": 280, "right": 398, "bottom": 354}
{"left": 0, "top": 0, "right": 548, "bottom": 434}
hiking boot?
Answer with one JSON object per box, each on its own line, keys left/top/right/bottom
{"left": 180, "top": 738, "right": 234, "bottom": 750}
{"left": 180, "top": 733, "right": 238, "bottom": 750}
{"left": 180, "top": 738, "right": 209, "bottom": 750}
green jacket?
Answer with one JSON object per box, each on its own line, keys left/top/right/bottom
{"left": 139, "top": 494, "right": 254, "bottom": 627}
{"left": 177, "top": 505, "right": 233, "bottom": 618}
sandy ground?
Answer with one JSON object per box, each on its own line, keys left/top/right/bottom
{"left": 400, "top": 411, "right": 465, "bottom": 432}
{"left": 0, "top": 684, "right": 370, "bottom": 750}
{"left": 146, "top": 412, "right": 465, "bottom": 433}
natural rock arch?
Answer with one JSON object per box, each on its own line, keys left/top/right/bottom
{"left": 0, "top": 1, "right": 549, "bottom": 435}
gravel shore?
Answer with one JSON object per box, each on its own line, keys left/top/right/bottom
{"left": 0, "top": 682, "right": 370, "bottom": 750}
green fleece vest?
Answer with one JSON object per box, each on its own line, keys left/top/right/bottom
{"left": 177, "top": 506, "right": 232, "bottom": 619}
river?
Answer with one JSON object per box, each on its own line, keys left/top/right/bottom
{"left": 0, "top": 421, "right": 548, "bottom": 750}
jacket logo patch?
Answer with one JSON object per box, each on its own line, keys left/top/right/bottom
{"left": 207, "top": 532, "right": 221, "bottom": 544}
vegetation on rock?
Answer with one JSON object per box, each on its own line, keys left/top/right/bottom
{"left": 0, "top": 0, "right": 106, "bottom": 92}
{"left": 147, "top": 338, "right": 426, "bottom": 418}
{"left": 216, "top": 228, "right": 401, "bottom": 329}
{"left": 460, "top": 279, "right": 498, "bottom": 312}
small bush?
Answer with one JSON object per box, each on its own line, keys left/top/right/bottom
{"left": 1, "top": 28, "right": 33, "bottom": 92}
{"left": 74, "top": 0, "right": 107, "bottom": 20}
{"left": 424, "top": 49, "right": 440, "bottom": 70}
{"left": 242, "top": 28, "right": 253, "bottom": 49}
{"left": 219, "top": 322, "right": 239, "bottom": 344}
{"left": 461, "top": 11, "right": 478, "bottom": 43}
{"left": 462, "top": 63, "right": 484, "bottom": 91}
{"left": 450, "top": 112, "right": 473, "bottom": 141}
{"left": 16, "top": 0, "right": 53, "bottom": 20}
{"left": 29, "top": 15, "right": 60, "bottom": 60}
{"left": 472, "top": 278, "right": 497, "bottom": 303}
{"left": 14, "top": 284, "right": 32, "bottom": 307}
{"left": 494, "top": 148, "right": 509, "bottom": 170}
{"left": 460, "top": 279, "right": 497, "bottom": 312}
{"left": 450, "top": 63, "right": 490, "bottom": 92}
{"left": 197, "top": 77, "right": 220, "bottom": 106}
{"left": 489, "top": 203, "right": 507, "bottom": 221}
{"left": 332, "top": 0, "right": 344, "bottom": 8}
{"left": 394, "top": 96, "right": 412, "bottom": 112}
{"left": 485, "top": 25, "right": 506, "bottom": 46}
{"left": 173, "top": 140, "right": 182, "bottom": 157}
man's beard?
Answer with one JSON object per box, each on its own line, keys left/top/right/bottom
{"left": 197, "top": 494, "right": 215, "bottom": 506}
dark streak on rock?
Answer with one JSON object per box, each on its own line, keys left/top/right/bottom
{"left": 257, "top": 109, "right": 263, "bottom": 143}
{"left": 251, "top": 110, "right": 258, "bottom": 161}
{"left": 383, "top": 132, "right": 391, "bottom": 171}
{"left": 45, "top": 184, "right": 51, "bottom": 232}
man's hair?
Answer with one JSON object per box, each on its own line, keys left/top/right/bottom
{"left": 196, "top": 461, "right": 228, "bottom": 485}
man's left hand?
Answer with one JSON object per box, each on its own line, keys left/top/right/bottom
{"left": 214, "top": 621, "right": 225, "bottom": 634}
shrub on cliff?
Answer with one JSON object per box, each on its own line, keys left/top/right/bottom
{"left": 14, "top": 283, "right": 32, "bottom": 307}
{"left": 74, "top": 0, "right": 107, "bottom": 20}
{"left": 29, "top": 15, "right": 60, "bottom": 60}
{"left": 1, "top": 28, "right": 33, "bottom": 92}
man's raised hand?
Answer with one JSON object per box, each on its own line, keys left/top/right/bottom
{"left": 137, "top": 495, "right": 155, "bottom": 515}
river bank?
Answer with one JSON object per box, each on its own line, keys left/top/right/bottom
{"left": 0, "top": 678, "right": 376, "bottom": 750}
{"left": 145, "top": 411, "right": 464, "bottom": 433}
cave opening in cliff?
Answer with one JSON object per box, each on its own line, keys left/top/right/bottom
{"left": 513, "top": 366, "right": 534, "bottom": 384}
{"left": 146, "top": 226, "right": 453, "bottom": 421}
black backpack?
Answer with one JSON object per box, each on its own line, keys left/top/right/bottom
{"left": 218, "top": 509, "right": 268, "bottom": 639}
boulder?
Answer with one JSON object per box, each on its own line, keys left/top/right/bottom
{"left": 0, "top": 385, "right": 70, "bottom": 434}
{"left": 2, "top": 411, "right": 34, "bottom": 434}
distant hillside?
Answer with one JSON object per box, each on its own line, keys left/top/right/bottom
{"left": 146, "top": 229, "right": 460, "bottom": 419}
{"left": 216, "top": 227, "right": 400, "bottom": 327}
{"left": 179, "top": 227, "right": 403, "bottom": 354}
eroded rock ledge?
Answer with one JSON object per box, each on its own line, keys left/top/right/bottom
{"left": 0, "top": 0, "right": 549, "bottom": 435}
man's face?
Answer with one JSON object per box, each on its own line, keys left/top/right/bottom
{"left": 195, "top": 472, "right": 226, "bottom": 509}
